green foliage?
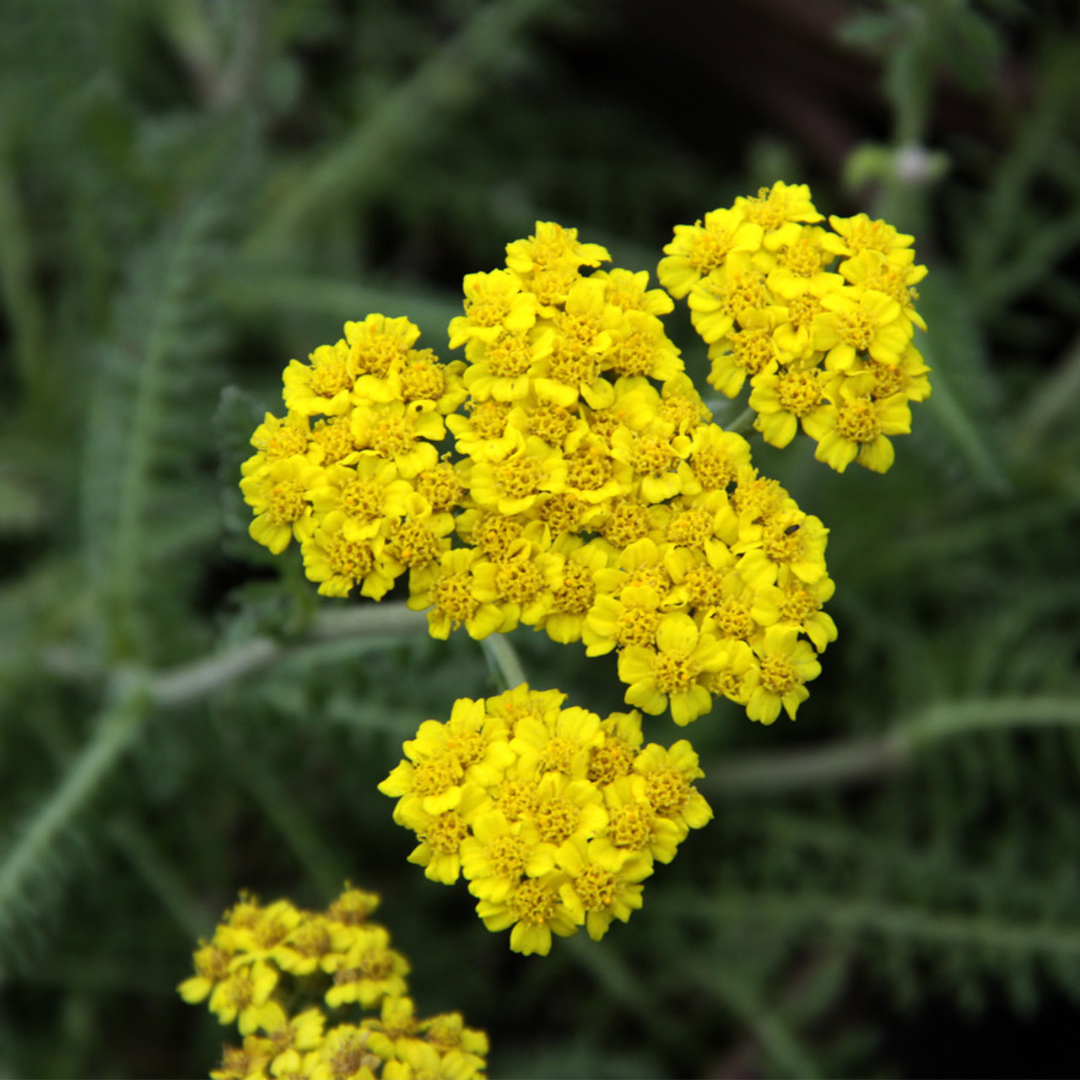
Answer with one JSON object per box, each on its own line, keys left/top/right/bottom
{"left": 1, "top": 0, "right": 1080, "bottom": 1076}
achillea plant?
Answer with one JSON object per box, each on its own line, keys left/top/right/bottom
{"left": 179, "top": 886, "right": 488, "bottom": 1080}
{"left": 224, "top": 184, "right": 928, "bottom": 970}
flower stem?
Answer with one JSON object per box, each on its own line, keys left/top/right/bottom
{"left": 725, "top": 406, "right": 755, "bottom": 435}
{"left": 703, "top": 696, "right": 1080, "bottom": 796}
{"left": 482, "top": 633, "right": 528, "bottom": 691}
{"left": 150, "top": 602, "right": 427, "bottom": 707}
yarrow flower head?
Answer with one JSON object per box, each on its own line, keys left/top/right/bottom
{"left": 379, "top": 686, "right": 712, "bottom": 955}
{"left": 179, "top": 885, "right": 488, "bottom": 1079}
{"left": 659, "top": 181, "right": 931, "bottom": 474}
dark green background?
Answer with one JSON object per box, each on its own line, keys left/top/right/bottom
{"left": 2, "top": 1, "right": 1080, "bottom": 1076}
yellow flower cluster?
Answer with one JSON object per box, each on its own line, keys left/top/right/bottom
{"left": 378, "top": 686, "right": 712, "bottom": 955}
{"left": 659, "top": 181, "right": 931, "bottom": 473}
{"left": 239, "top": 314, "right": 466, "bottom": 599}
{"left": 239, "top": 217, "right": 837, "bottom": 725}
{"left": 178, "top": 886, "right": 488, "bottom": 1080}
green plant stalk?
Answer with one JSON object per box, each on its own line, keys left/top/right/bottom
{"left": 481, "top": 632, "right": 528, "bottom": 691}
{"left": 690, "top": 894, "right": 1080, "bottom": 958}
{"left": 976, "top": 203, "right": 1080, "bottom": 312}
{"left": 704, "top": 696, "right": 1080, "bottom": 796}
{"left": 108, "top": 204, "right": 211, "bottom": 659}
{"left": 151, "top": 602, "right": 428, "bottom": 706}
{"left": 724, "top": 406, "right": 755, "bottom": 435}
{"left": 0, "top": 603, "right": 428, "bottom": 965}
{"left": 0, "top": 683, "right": 149, "bottom": 960}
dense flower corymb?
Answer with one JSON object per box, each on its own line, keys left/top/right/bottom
{"left": 659, "top": 181, "right": 931, "bottom": 474}
{"left": 380, "top": 685, "right": 712, "bottom": 955}
{"left": 240, "top": 189, "right": 927, "bottom": 736}
{"left": 179, "top": 885, "right": 488, "bottom": 1079}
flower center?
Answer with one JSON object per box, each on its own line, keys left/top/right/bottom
{"left": 539, "top": 493, "right": 586, "bottom": 535}
{"left": 692, "top": 447, "right": 738, "bottom": 490}
{"left": 388, "top": 519, "right": 440, "bottom": 569}
{"left": 787, "top": 292, "right": 825, "bottom": 331}
{"left": 835, "top": 309, "right": 876, "bottom": 351}
{"left": 714, "top": 597, "right": 754, "bottom": 639}
{"left": 566, "top": 449, "right": 611, "bottom": 492}
{"left": 667, "top": 508, "right": 713, "bottom": 548}
{"left": 537, "top": 736, "right": 575, "bottom": 775}
{"left": 615, "top": 607, "right": 661, "bottom": 649}
{"left": 267, "top": 480, "right": 307, "bottom": 525}
{"left": 645, "top": 767, "right": 689, "bottom": 816}
{"left": 415, "top": 462, "right": 462, "bottom": 512}
{"left": 488, "top": 834, "right": 528, "bottom": 880}
{"left": 835, "top": 399, "right": 881, "bottom": 443}
{"left": 340, "top": 477, "right": 384, "bottom": 520}
{"left": 730, "top": 327, "right": 777, "bottom": 374}
{"left": 509, "top": 879, "right": 559, "bottom": 926}
{"left": 308, "top": 358, "right": 352, "bottom": 398}
{"left": 495, "top": 457, "right": 543, "bottom": 501}
{"left": 400, "top": 353, "right": 445, "bottom": 401}
{"left": 682, "top": 564, "right": 724, "bottom": 608}
{"left": 528, "top": 402, "right": 576, "bottom": 445}
{"left": 609, "top": 802, "right": 654, "bottom": 849}
{"left": 265, "top": 425, "right": 308, "bottom": 460}
{"left": 464, "top": 289, "right": 511, "bottom": 328}
{"left": 688, "top": 226, "right": 736, "bottom": 275}
{"left": 469, "top": 513, "right": 523, "bottom": 559}
{"left": 466, "top": 400, "right": 511, "bottom": 439}
{"left": 352, "top": 337, "right": 401, "bottom": 378}
{"left": 602, "top": 499, "right": 651, "bottom": 546}
{"left": 548, "top": 341, "right": 600, "bottom": 388}
{"left": 776, "top": 371, "right": 823, "bottom": 415}
{"left": 497, "top": 780, "right": 539, "bottom": 822}
{"left": 573, "top": 866, "right": 617, "bottom": 911}
{"left": 485, "top": 333, "right": 533, "bottom": 377}
{"left": 326, "top": 535, "right": 375, "bottom": 581}
{"left": 312, "top": 417, "right": 356, "bottom": 464}
{"left": 369, "top": 414, "right": 416, "bottom": 459}
{"left": 653, "top": 651, "right": 698, "bottom": 694}
{"left": 422, "top": 811, "right": 468, "bottom": 855}
{"left": 760, "top": 654, "right": 798, "bottom": 695}
{"left": 534, "top": 798, "right": 578, "bottom": 845}
{"left": 587, "top": 739, "right": 635, "bottom": 785}
{"left": 412, "top": 758, "right": 458, "bottom": 799}
{"left": 434, "top": 572, "right": 479, "bottom": 624}
{"left": 628, "top": 434, "right": 678, "bottom": 478}
{"left": 551, "top": 562, "right": 594, "bottom": 614}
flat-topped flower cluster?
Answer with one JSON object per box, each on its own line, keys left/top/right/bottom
{"left": 229, "top": 185, "right": 930, "bottom": 964}
{"left": 378, "top": 686, "right": 711, "bottom": 955}
{"left": 179, "top": 886, "right": 488, "bottom": 1079}
{"left": 238, "top": 188, "right": 866, "bottom": 727}
{"left": 659, "top": 184, "right": 931, "bottom": 473}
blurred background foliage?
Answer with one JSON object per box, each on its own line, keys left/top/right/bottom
{"left": 1, "top": 0, "right": 1080, "bottom": 1075}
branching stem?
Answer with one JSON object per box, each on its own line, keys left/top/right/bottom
{"left": 704, "top": 696, "right": 1080, "bottom": 796}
